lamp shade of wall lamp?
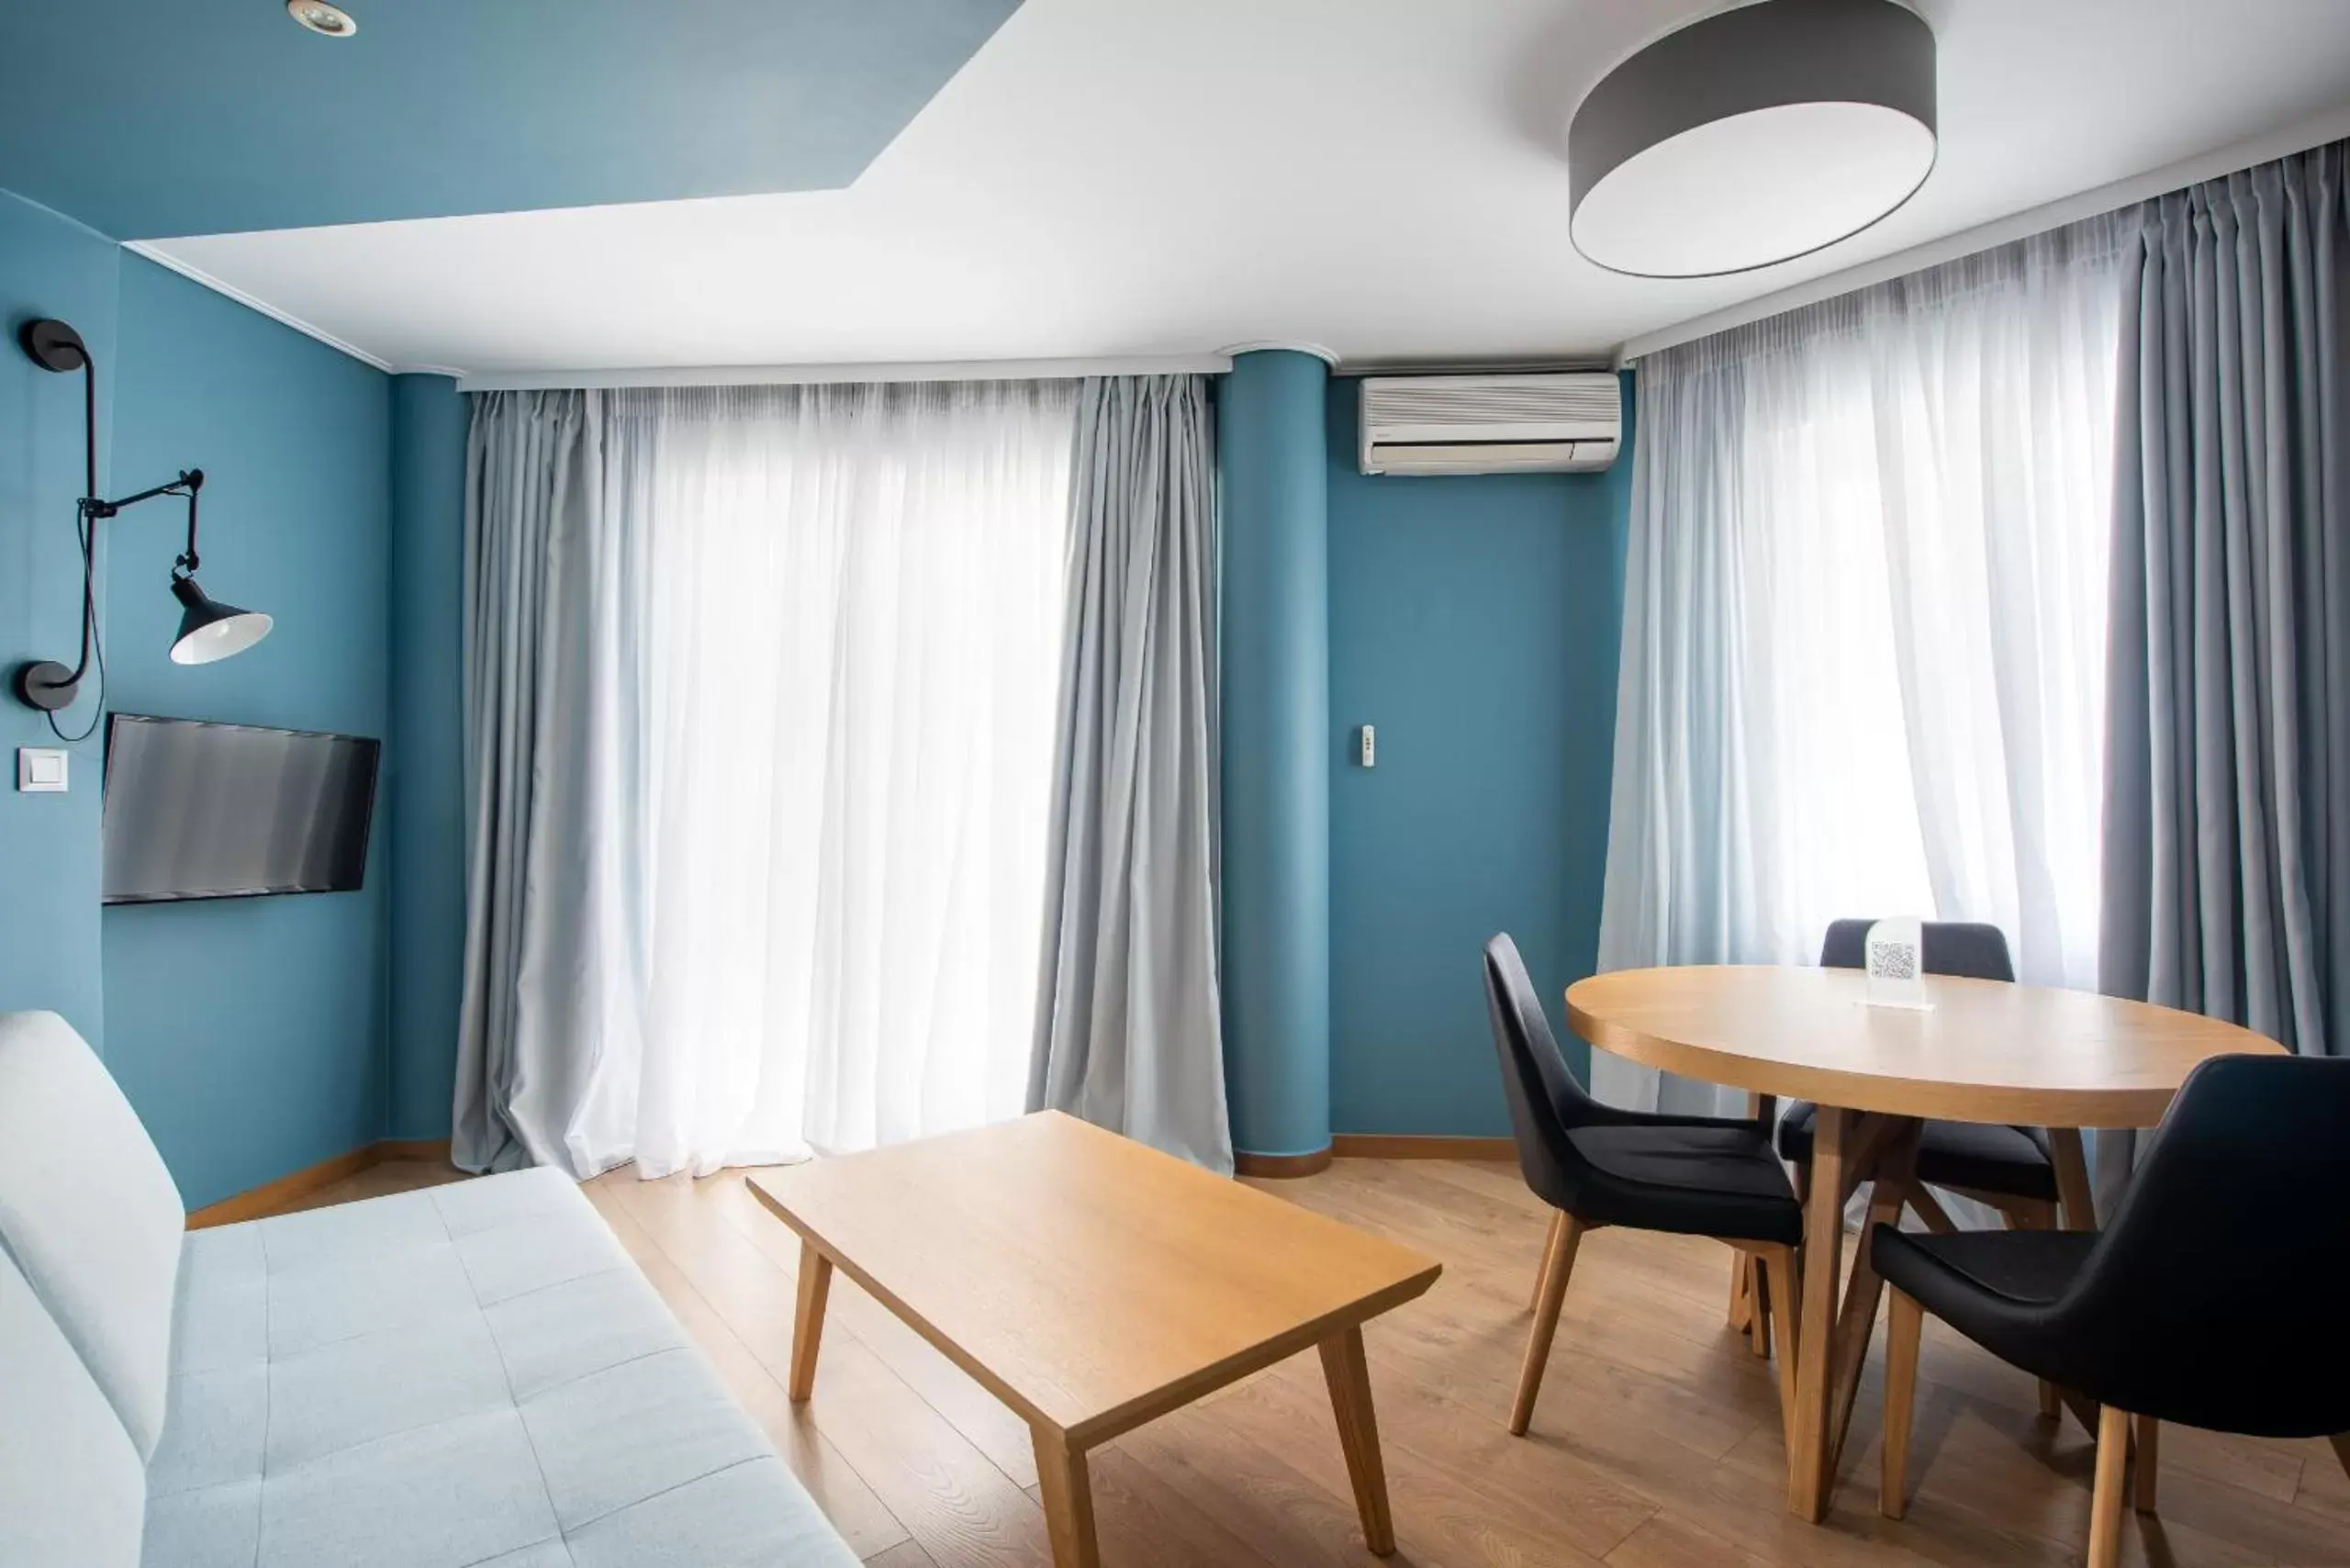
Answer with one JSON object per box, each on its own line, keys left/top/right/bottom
{"left": 1567, "top": 0, "right": 1938, "bottom": 278}
{"left": 170, "top": 578, "right": 274, "bottom": 666}
{"left": 12, "top": 319, "right": 273, "bottom": 722}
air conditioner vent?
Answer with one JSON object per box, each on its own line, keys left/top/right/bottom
{"left": 1365, "top": 379, "right": 1618, "bottom": 430}
{"left": 1359, "top": 373, "right": 1621, "bottom": 476}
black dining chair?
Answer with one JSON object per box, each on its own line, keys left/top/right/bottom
{"left": 1875, "top": 1053, "right": 2350, "bottom": 1568}
{"left": 1483, "top": 934, "right": 1805, "bottom": 1442}
{"left": 1744, "top": 919, "right": 2070, "bottom": 1409}
{"left": 1779, "top": 919, "right": 2059, "bottom": 1226}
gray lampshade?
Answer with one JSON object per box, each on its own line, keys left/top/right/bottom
{"left": 170, "top": 576, "right": 273, "bottom": 666}
{"left": 1569, "top": 0, "right": 1937, "bottom": 278}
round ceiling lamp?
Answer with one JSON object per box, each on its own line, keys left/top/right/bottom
{"left": 1569, "top": 0, "right": 1936, "bottom": 279}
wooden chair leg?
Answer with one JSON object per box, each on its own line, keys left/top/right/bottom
{"left": 1509, "top": 1214, "right": 1584, "bottom": 1436}
{"left": 2132, "top": 1416, "right": 2159, "bottom": 1515}
{"left": 1907, "top": 1183, "right": 1959, "bottom": 1235}
{"left": 1729, "top": 1093, "right": 1774, "bottom": 1350}
{"left": 2087, "top": 1406, "right": 2132, "bottom": 1568}
{"left": 1531, "top": 1209, "right": 1566, "bottom": 1314}
{"left": 1881, "top": 1289, "right": 1923, "bottom": 1519}
{"left": 1746, "top": 1253, "right": 1772, "bottom": 1357}
{"left": 1761, "top": 1246, "right": 1802, "bottom": 1456}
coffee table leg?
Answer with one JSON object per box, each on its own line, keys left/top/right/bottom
{"left": 1032, "top": 1427, "right": 1101, "bottom": 1568}
{"left": 1319, "top": 1325, "right": 1397, "bottom": 1555}
{"left": 789, "top": 1241, "right": 833, "bottom": 1402}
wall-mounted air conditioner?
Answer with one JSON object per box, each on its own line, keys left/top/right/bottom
{"left": 1358, "top": 372, "right": 1620, "bottom": 476}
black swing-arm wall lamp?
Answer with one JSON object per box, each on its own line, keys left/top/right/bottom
{"left": 13, "top": 318, "right": 272, "bottom": 721}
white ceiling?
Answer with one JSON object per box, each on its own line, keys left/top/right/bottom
{"left": 144, "top": 0, "right": 2350, "bottom": 378}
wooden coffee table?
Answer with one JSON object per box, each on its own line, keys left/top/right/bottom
{"left": 748, "top": 1111, "right": 1441, "bottom": 1567}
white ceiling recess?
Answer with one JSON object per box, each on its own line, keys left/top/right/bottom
{"left": 141, "top": 0, "right": 2350, "bottom": 380}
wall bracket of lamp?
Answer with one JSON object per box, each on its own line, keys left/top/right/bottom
{"left": 12, "top": 318, "right": 272, "bottom": 725}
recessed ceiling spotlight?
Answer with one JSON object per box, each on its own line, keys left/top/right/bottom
{"left": 1568, "top": 0, "right": 1936, "bottom": 278}
{"left": 287, "top": 0, "right": 358, "bottom": 38}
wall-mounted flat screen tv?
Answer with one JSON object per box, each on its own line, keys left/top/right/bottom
{"left": 102, "top": 714, "right": 381, "bottom": 904}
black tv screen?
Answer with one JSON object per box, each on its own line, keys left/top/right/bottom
{"left": 102, "top": 714, "right": 381, "bottom": 904}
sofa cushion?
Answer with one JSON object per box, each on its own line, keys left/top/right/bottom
{"left": 0, "top": 1011, "right": 185, "bottom": 1460}
{"left": 146, "top": 1167, "right": 858, "bottom": 1568}
{"left": 0, "top": 1243, "right": 149, "bottom": 1568}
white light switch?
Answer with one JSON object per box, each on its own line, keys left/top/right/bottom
{"left": 17, "top": 748, "right": 68, "bottom": 793}
{"left": 1358, "top": 725, "right": 1376, "bottom": 767}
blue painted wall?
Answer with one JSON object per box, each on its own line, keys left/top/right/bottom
{"left": 0, "top": 190, "right": 118, "bottom": 1047}
{"left": 1326, "top": 373, "right": 1634, "bottom": 1135}
{"left": 387, "top": 375, "right": 467, "bottom": 1139}
{"left": 99, "top": 254, "right": 392, "bottom": 1209}
{"left": 1219, "top": 351, "right": 1334, "bottom": 1159}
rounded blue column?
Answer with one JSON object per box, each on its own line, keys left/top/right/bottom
{"left": 388, "top": 373, "right": 469, "bottom": 1140}
{"left": 1219, "top": 349, "right": 1331, "bottom": 1161}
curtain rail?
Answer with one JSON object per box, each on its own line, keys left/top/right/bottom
{"left": 457, "top": 354, "right": 1232, "bottom": 394}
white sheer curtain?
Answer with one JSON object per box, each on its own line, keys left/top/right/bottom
{"left": 1596, "top": 214, "right": 2130, "bottom": 1114}
{"left": 457, "top": 381, "right": 1076, "bottom": 1179}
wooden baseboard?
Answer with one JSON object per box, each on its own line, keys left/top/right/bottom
{"left": 1234, "top": 1147, "right": 1335, "bottom": 1178}
{"left": 1330, "top": 1134, "right": 1516, "bottom": 1161}
{"left": 187, "top": 1137, "right": 457, "bottom": 1229}
{"left": 1236, "top": 1135, "right": 1516, "bottom": 1178}
{"left": 202, "top": 1131, "right": 1504, "bottom": 1203}
{"left": 1321, "top": 1134, "right": 1514, "bottom": 1160}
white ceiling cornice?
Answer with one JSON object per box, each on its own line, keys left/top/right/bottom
{"left": 1618, "top": 99, "right": 2350, "bottom": 364}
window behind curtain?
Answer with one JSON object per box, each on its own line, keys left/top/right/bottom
{"left": 607, "top": 380, "right": 1078, "bottom": 1175}
{"left": 1597, "top": 213, "right": 2130, "bottom": 1111}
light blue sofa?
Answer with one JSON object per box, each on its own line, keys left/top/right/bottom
{"left": 0, "top": 1010, "right": 860, "bottom": 1568}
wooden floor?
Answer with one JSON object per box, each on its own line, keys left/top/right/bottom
{"left": 308, "top": 1157, "right": 2349, "bottom": 1568}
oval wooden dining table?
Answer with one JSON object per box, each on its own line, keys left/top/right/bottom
{"left": 1564, "top": 964, "right": 2284, "bottom": 1523}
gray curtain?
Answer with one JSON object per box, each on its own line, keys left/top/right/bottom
{"left": 2099, "top": 142, "right": 2349, "bottom": 1080}
{"left": 451, "top": 390, "right": 647, "bottom": 1174}
{"left": 1028, "top": 375, "right": 1234, "bottom": 1172}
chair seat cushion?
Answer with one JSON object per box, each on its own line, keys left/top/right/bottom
{"left": 1776, "top": 1102, "right": 2057, "bottom": 1202}
{"left": 1877, "top": 1226, "right": 2096, "bottom": 1306}
{"left": 1563, "top": 1124, "right": 1802, "bottom": 1247}
{"left": 1874, "top": 1226, "right": 2098, "bottom": 1387}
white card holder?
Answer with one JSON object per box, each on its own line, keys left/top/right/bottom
{"left": 1861, "top": 917, "right": 1934, "bottom": 1011}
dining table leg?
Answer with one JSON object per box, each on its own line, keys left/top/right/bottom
{"left": 1788, "top": 1105, "right": 1852, "bottom": 1519}
{"left": 2046, "top": 1126, "right": 2098, "bottom": 1230}
{"left": 2039, "top": 1126, "right": 2109, "bottom": 1436}
{"left": 1786, "top": 1107, "right": 1924, "bottom": 1521}
{"left": 1826, "top": 1120, "right": 1920, "bottom": 1481}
